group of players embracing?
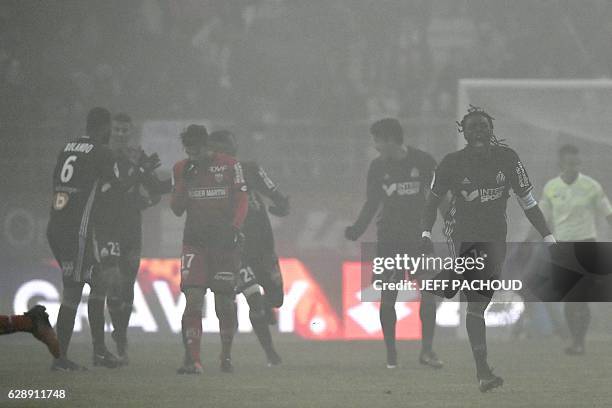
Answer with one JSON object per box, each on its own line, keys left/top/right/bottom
{"left": 46, "top": 107, "right": 289, "bottom": 374}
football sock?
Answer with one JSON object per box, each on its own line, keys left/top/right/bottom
{"left": 420, "top": 291, "right": 437, "bottom": 353}
{"left": 56, "top": 285, "right": 83, "bottom": 358}
{"left": 215, "top": 295, "right": 236, "bottom": 360}
{"left": 247, "top": 292, "right": 275, "bottom": 356}
{"left": 56, "top": 303, "right": 78, "bottom": 358}
{"left": 107, "top": 296, "right": 125, "bottom": 343}
{"left": 380, "top": 302, "right": 397, "bottom": 360}
{"left": 565, "top": 302, "right": 590, "bottom": 347}
{"left": 466, "top": 307, "right": 490, "bottom": 378}
{"left": 88, "top": 294, "right": 107, "bottom": 353}
{"left": 0, "top": 314, "right": 33, "bottom": 334}
{"left": 182, "top": 311, "right": 202, "bottom": 364}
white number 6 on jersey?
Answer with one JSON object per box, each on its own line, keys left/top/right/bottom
{"left": 60, "top": 155, "right": 77, "bottom": 183}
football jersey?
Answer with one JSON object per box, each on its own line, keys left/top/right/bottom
{"left": 113, "top": 151, "right": 162, "bottom": 223}
{"left": 242, "top": 161, "right": 280, "bottom": 253}
{"left": 431, "top": 145, "right": 533, "bottom": 242}
{"left": 354, "top": 147, "right": 436, "bottom": 240}
{"left": 539, "top": 173, "right": 612, "bottom": 241}
{"left": 49, "top": 135, "right": 116, "bottom": 230}
{"left": 171, "top": 152, "right": 247, "bottom": 246}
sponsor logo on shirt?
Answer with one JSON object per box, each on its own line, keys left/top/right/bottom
{"left": 188, "top": 187, "right": 228, "bottom": 199}
{"left": 234, "top": 162, "right": 245, "bottom": 184}
{"left": 209, "top": 165, "right": 228, "bottom": 173}
{"left": 516, "top": 161, "right": 530, "bottom": 188}
{"left": 480, "top": 186, "right": 505, "bottom": 202}
{"left": 382, "top": 181, "right": 420, "bottom": 196}
{"left": 460, "top": 186, "right": 505, "bottom": 202}
{"left": 460, "top": 189, "right": 480, "bottom": 201}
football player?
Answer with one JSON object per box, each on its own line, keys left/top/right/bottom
{"left": 208, "top": 130, "right": 288, "bottom": 367}
{"left": 172, "top": 125, "right": 248, "bottom": 374}
{"left": 47, "top": 107, "right": 159, "bottom": 371}
{"left": 345, "top": 118, "right": 442, "bottom": 369}
{"left": 420, "top": 106, "right": 556, "bottom": 392}
{"left": 0, "top": 305, "right": 60, "bottom": 358}
{"left": 106, "top": 113, "right": 168, "bottom": 365}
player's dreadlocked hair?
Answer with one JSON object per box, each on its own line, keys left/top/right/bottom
{"left": 456, "top": 105, "right": 507, "bottom": 147}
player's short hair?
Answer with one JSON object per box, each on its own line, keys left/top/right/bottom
{"left": 209, "top": 130, "right": 235, "bottom": 145}
{"left": 559, "top": 144, "right": 579, "bottom": 157}
{"left": 86, "top": 107, "right": 111, "bottom": 134}
{"left": 370, "top": 118, "right": 403, "bottom": 144}
{"left": 112, "top": 112, "right": 132, "bottom": 124}
{"left": 209, "top": 130, "right": 238, "bottom": 155}
{"left": 180, "top": 124, "right": 208, "bottom": 146}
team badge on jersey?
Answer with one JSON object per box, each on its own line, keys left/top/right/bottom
{"left": 215, "top": 172, "right": 224, "bottom": 183}
{"left": 496, "top": 171, "right": 506, "bottom": 185}
{"left": 52, "top": 192, "right": 69, "bottom": 210}
{"left": 461, "top": 177, "right": 471, "bottom": 185}
{"left": 410, "top": 168, "right": 420, "bottom": 178}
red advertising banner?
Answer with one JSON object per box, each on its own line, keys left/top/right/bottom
{"left": 342, "top": 261, "right": 422, "bottom": 340}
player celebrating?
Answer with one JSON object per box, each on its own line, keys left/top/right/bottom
{"left": 106, "top": 113, "right": 168, "bottom": 365}
{"left": 47, "top": 107, "right": 159, "bottom": 371}
{"left": 208, "top": 130, "right": 288, "bottom": 367}
{"left": 345, "top": 118, "right": 442, "bottom": 369}
{"left": 171, "top": 125, "right": 248, "bottom": 374}
{"left": 538, "top": 144, "right": 612, "bottom": 355}
{"left": 420, "top": 106, "right": 556, "bottom": 392}
{"left": 0, "top": 305, "right": 60, "bottom": 358}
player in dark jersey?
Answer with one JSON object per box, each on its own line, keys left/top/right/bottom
{"left": 420, "top": 106, "right": 557, "bottom": 392}
{"left": 345, "top": 118, "right": 442, "bottom": 369}
{"left": 0, "top": 305, "right": 60, "bottom": 358}
{"left": 172, "top": 125, "right": 248, "bottom": 375}
{"left": 208, "top": 130, "right": 289, "bottom": 367}
{"left": 106, "top": 113, "right": 168, "bottom": 365}
{"left": 47, "top": 107, "right": 159, "bottom": 371}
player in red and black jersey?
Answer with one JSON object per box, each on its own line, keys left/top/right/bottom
{"left": 208, "top": 130, "right": 289, "bottom": 367}
{"left": 171, "top": 125, "right": 248, "bottom": 374}
{"left": 420, "top": 106, "right": 556, "bottom": 392}
{"left": 345, "top": 118, "right": 442, "bottom": 369}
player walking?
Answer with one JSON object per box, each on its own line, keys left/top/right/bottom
{"left": 208, "top": 130, "right": 288, "bottom": 367}
{"left": 345, "top": 118, "right": 442, "bottom": 369}
{"left": 420, "top": 106, "right": 556, "bottom": 392}
{"left": 172, "top": 125, "right": 248, "bottom": 374}
{"left": 538, "top": 144, "right": 612, "bottom": 355}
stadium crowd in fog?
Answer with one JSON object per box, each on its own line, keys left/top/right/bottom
{"left": 2, "top": 0, "right": 612, "bottom": 131}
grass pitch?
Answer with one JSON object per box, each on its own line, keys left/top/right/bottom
{"left": 1, "top": 334, "right": 611, "bottom": 408}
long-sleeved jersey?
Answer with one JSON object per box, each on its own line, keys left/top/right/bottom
{"left": 171, "top": 152, "right": 248, "bottom": 246}
{"left": 49, "top": 135, "right": 117, "bottom": 231}
{"left": 242, "top": 161, "right": 288, "bottom": 256}
{"left": 353, "top": 147, "right": 436, "bottom": 241}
